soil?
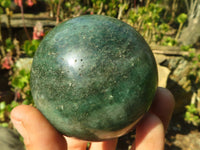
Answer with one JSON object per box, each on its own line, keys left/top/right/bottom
{"left": 165, "top": 114, "right": 200, "bottom": 150}
{"left": 0, "top": 69, "right": 14, "bottom": 104}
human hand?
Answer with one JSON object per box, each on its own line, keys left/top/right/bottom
{"left": 11, "top": 87, "right": 174, "bottom": 150}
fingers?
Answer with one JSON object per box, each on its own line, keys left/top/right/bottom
{"left": 64, "top": 136, "right": 117, "bottom": 150}
{"left": 150, "top": 87, "right": 175, "bottom": 131}
{"left": 133, "top": 113, "right": 165, "bottom": 150}
{"left": 89, "top": 138, "right": 118, "bottom": 150}
{"left": 131, "top": 87, "right": 174, "bottom": 150}
{"left": 10, "top": 87, "right": 174, "bottom": 150}
{"left": 64, "top": 136, "right": 88, "bottom": 150}
{"left": 11, "top": 105, "right": 67, "bottom": 150}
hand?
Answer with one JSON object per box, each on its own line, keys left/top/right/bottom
{"left": 11, "top": 87, "right": 174, "bottom": 150}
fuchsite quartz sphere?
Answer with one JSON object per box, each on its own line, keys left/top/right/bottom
{"left": 30, "top": 15, "right": 158, "bottom": 141}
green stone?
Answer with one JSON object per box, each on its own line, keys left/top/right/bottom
{"left": 30, "top": 15, "right": 158, "bottom": 141}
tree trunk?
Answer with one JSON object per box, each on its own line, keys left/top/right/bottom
{"left": 178, "top": 0, "right": 200, "bottom": 46}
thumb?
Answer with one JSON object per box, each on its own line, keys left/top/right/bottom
{"left": 11, "top": 105, "right": 67, "bottom": 150}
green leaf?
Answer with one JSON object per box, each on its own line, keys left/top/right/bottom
{"left": 22, "top": 99, "right": 33, "bottom": 105}
{"left": 65, "top": 2, "right": 71, "bottom": 8}
{"left": 177, "top": 13, "right": 187, "bottom": 24}
{"left": 1, "top": 0, "right": 11, "bottom": 8}
{"left": 0, "top": 123, "right": 9, "bottom": 127}
{"left": 22, "top": 40, "right": 40, "bottom": 57}
{"left": 5, "top": 38, "right": 15, "bottom": 52}
{"left": 5, "top": 37, "right": 12, "bottom": 44}
{"left": 10, "top": 101, "right": 19, "bottom": 108}
{"left": 181, "top": 45, "right": 191, "bottom": 51}
{"left": 6, "top": 101, "right": 19, "bottom": 112}
{"left": 32, "top": 40, "right": 40, "bottom": 46}
{"left": 0, "top": 7, "right": 3, "bottom": 14}
{"left": 0, "top": 101, "right": 6, "bottom": 111}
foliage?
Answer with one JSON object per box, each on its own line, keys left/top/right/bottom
{"left": 185, "top": 104, "right": 200, "bottom": 126}
{"left": 22, "top": 40, "right": 40, "bottom": 57}
{"left": 0, "top": 101, "right": 6, "bottom": 122}
{"left": 0, "top": 101, "right": 19, "bottom": 127}
{"left": 0, "top": 67, "right": 33, "bottom": 126}
{"left": 175, "top": 13, "right": 187, "bottom": 40}
{"left": 11, "top": 68, "right": 33, "bottom": 104}
{"left": 177, "top": 13, "right": 188, "bottom": 24}
{"left": 90, "top": 0, "right": 122, "bottom": 17}
{"left": 45, "top": 0, "right": 60, "bottom": 17}
{"left": 127, "top": 3, "right": 171, "bottom": 44}
{"left": 63, "top": 1, "right": 87, "bottom": 17}
{"left": 183, "top": 46, "right": 200, "bottom": 84}
{"left": 162, "top": 37, "right": 177, "bottom": 46}
{"left": 180, "top": 44, "right": 200, "bottom": 126}
{"left": 0, "top": 66, "right": 33, "bottom": 126}
{"left": 47, "top": 0, "right": 130, "bottom": 20}
{"left": 5, "top": 38, "right": 15, "bottom": 52}
{"left": 0, "top": 0, "right": 200, "bottom": 129}
{"left": 0, "top": 0, "right": 11, "bottom": 8}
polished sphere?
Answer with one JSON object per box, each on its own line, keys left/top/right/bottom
{"left": 30, "top": 15, "right": 158, "bottom": 141}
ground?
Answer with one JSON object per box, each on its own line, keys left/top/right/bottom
{"left": 165, "top": 114, "right": 200, "bottom": 150}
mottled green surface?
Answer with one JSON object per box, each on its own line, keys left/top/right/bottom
{"left": 30, "top": 15, "right": 158, "bottom": 141}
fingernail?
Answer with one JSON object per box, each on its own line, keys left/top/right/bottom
{"left": 12, "top": 119, "right": 30, "bottom": 144}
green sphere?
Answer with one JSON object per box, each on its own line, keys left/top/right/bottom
{"left": 30, "top": 15, "right": 158, "bottom": 141}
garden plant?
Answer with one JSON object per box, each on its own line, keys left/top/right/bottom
{"left": 0, "top": 0, "right": 200, "bottom": 149}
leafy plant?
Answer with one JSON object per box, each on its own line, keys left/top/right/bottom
{"left": 0, "top": 101, "right": 19, "bottom": 127}
{"left": 0, "top": 38, "right": 17, "bottom": 70}
{"left": 5, "top": 38, "right": 15, "bottom": 52}
{"left": 175, "top": 13, "right": 187, "bottom": 40}
{"left": 0, "top": 101, "right": 6, "bottom": 122}
{"left": 181, "top": 45, "right": 193, "bottom": 51}
{"left": 127, "top": 3, "right": 170, "bottom": 44}
{"left": 181, "top": 45, "right": 200, "bottom": 126}
{"left": 162, "top": 37, "right": 177, "bottom": 46}
{"left": 0, "top": 0, "right": 11, "bottom": 8}
{"left": 12, "top": 69, "right": 30, "bottom": 90}
{"left": 185, "top": 104, "right": 200, "bottom": 126}
{"left": 11, "top": 69, "right": 33, "bottom": 104}
{"left": 0, "top": 0, "right": 13, "bottom": 58}
{"left": 22, "top": 40, "right": 40, "bottom": 57}
{"left": 1, "top": 54, "right": 34, "bottom": 127}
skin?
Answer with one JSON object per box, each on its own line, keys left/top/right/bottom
{"left": 11, "top": 87, "right": 174, "bottom": 150}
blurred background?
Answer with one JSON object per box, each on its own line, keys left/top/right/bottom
{"left": 0, "top": 0, "right": 200, "bottom": 149}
